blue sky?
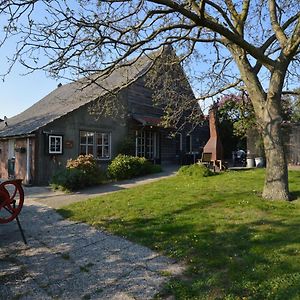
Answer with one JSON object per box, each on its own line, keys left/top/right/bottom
{"left": 0, "top": 2, "right": 69, "bottom": 118}
{"left": 0, "top": 27, "right": 67, "bottom": 118}
{"left": 0, "top": 70, "right": 66, "bottom": 118}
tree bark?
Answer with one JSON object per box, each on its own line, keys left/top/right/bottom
{"left": 261, "top": 118, "right": 290, "bottom": 200}
{"left": 260, "top": 59, "right": 290, "bottom": 201}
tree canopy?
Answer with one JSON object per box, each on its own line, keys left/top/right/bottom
{"left": 1, "top": 0, "right": 299, "bottom": 200}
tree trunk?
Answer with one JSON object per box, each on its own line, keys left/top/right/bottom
{"left": 261, "top": 110, "right": 290, "bottom": 201}
{"left": 228, "top": 44, "right": 291, "bottom": 200}
{"left": 260, "top": 59, "right": 291, "bottom": 201}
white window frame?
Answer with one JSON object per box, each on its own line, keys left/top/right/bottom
{"left": 96, "top": 132, "right": 111, "bottom": 159}
{"left": 80, "top": 131, "right": 111, "bottom": 160}
{"left": 80, "top": 131, "right": 94, "bottom": 155}
{"left": 135, "top": 130, "right": 159, "bottom": 159}
{"left": 49, "top": 135, "right": 63, "bottom": 154}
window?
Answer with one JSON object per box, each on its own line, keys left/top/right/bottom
{"left": 80, "top": 131, "right": 111, "bottom": 159}
{"left": 49, "top": 135, "right": 63, "bottom": 154}
{"left": 136, "top": 130, "right": 159, "bottom": 159}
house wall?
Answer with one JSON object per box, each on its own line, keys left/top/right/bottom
{"left": 0, "top": 137, "right": 35, "bottom": 182}
{"left": 0, "top": 140, "right": 8, "bottom": 179}
{"left": 127, "top": 78, "right": 209, "bottom": 164}
{"left": 14, "top": 138, "right": 36, "bottom": 182}
{"left": 34, "top": 95, "right": 128, "bottom": 185}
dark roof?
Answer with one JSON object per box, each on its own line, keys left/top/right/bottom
{"left": 0, "top": 55, "right": 153, "bottom": 138}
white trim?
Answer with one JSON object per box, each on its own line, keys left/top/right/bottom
{"left": 49, "top": 135, "right": 63, "bottom": 154}
{"left": 25, "top": 138, "right": 31, "bottom": 185}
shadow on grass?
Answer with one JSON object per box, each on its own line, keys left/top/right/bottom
{"left": 289, "top": 190, "right": 300, "bottom": 201}
{"left": 58, "top": 197, "right": 300, "bottom": 299}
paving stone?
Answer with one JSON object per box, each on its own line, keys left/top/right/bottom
{"left": 102, "top": 268, "right": 166, "bottom": 300}
{"left": 18, "top": 253, "right": 79, "bottom": 286}
{"left": 91, "top": 290, "right": 135, "bottom": 300}
{"left": 1, "top": 171, "right": 185, "bottom": 300}
{"left": 44, "top": 271, "right": 106, "bottom": 300}
{"left": 79, "top": 254, "right": 136, "bottom": 284}
{"left": 0, "top": 275, "right": 51, "bottom": 300}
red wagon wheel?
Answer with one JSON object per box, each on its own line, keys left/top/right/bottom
{"left": 0, "top": 180, "right": 24, "bottom": 224}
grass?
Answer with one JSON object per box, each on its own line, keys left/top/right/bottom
{"left": 58, "top": 169, "right": 300, "bottom": 299}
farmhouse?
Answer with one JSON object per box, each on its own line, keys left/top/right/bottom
{"left": 0, "top": 51, "right": 209, "bottom": 185}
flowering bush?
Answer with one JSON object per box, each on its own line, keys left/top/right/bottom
{"left": 66, "top": 154, "right": 98, "bottom": 173}
{"left": 107, "top": 154, "right": 161, "bottom": 180}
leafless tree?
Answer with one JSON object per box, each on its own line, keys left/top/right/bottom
{"left": 1, "top": 0, "right": 299, "bottom": 200}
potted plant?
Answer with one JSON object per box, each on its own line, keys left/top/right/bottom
{"left": 246, "top": 151, "right": 255, "bottom": 168}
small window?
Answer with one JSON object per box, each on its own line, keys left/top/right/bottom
{"left": 49, "top": 135, "right": 63, "bottom": 154}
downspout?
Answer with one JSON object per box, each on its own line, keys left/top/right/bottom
{"left": 135, "top": 130, "right": 138, "bottom": 157}
{"left": 25, "top": 137, "right": 31, "bottom": 185}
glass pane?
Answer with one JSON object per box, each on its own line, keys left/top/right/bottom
{"left": 96, "top": 146, "right": 102, "bottom": 158}
{"left": 103, "top": 146, "right": 109, "bottom": 157}
{"left": 80, "top": 132, "right": 86, "bottom": 144}
{"left": 87, "top": 133, "right": 94, "bottom": 145}
{"left": 103, "top": 134, "right": 109, "bottom": 145}
{"left": 96, "top": 133, "right": 102, "bottom": 145}
{"left": 87, "top": 146, "right": 93, "bottom": 155}
{"left": 80, "top": 145, "right": 86, "bottom": 155}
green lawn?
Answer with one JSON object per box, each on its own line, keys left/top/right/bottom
{"left": 58, "top": 169, "right": 300, "bottom": 300}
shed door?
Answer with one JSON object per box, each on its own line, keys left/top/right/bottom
{"left": 8, "top": 139, "right": 15, "bottom": 159}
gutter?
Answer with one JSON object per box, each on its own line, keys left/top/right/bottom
{"left": 0, "top": 133, "right": 35, "bottom": 140}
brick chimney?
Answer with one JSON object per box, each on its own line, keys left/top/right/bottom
{"left": 203, "top": 104, "right": 223, "bottom": 161}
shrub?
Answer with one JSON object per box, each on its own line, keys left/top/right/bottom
{"left": 51, "top": 155, "right": 102, "bottom": 191}
{"left": 178, "top": 163, "right": 214, "bottom": 177}
{"left": 107, "top": 154, "right": 162, "bottom": 180}
{"left": 51, "top": 168, "right": 86, "bottom": 192}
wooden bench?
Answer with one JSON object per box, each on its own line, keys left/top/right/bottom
{"left": 199, "top": 152, "right": 213, "bottom": 169}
